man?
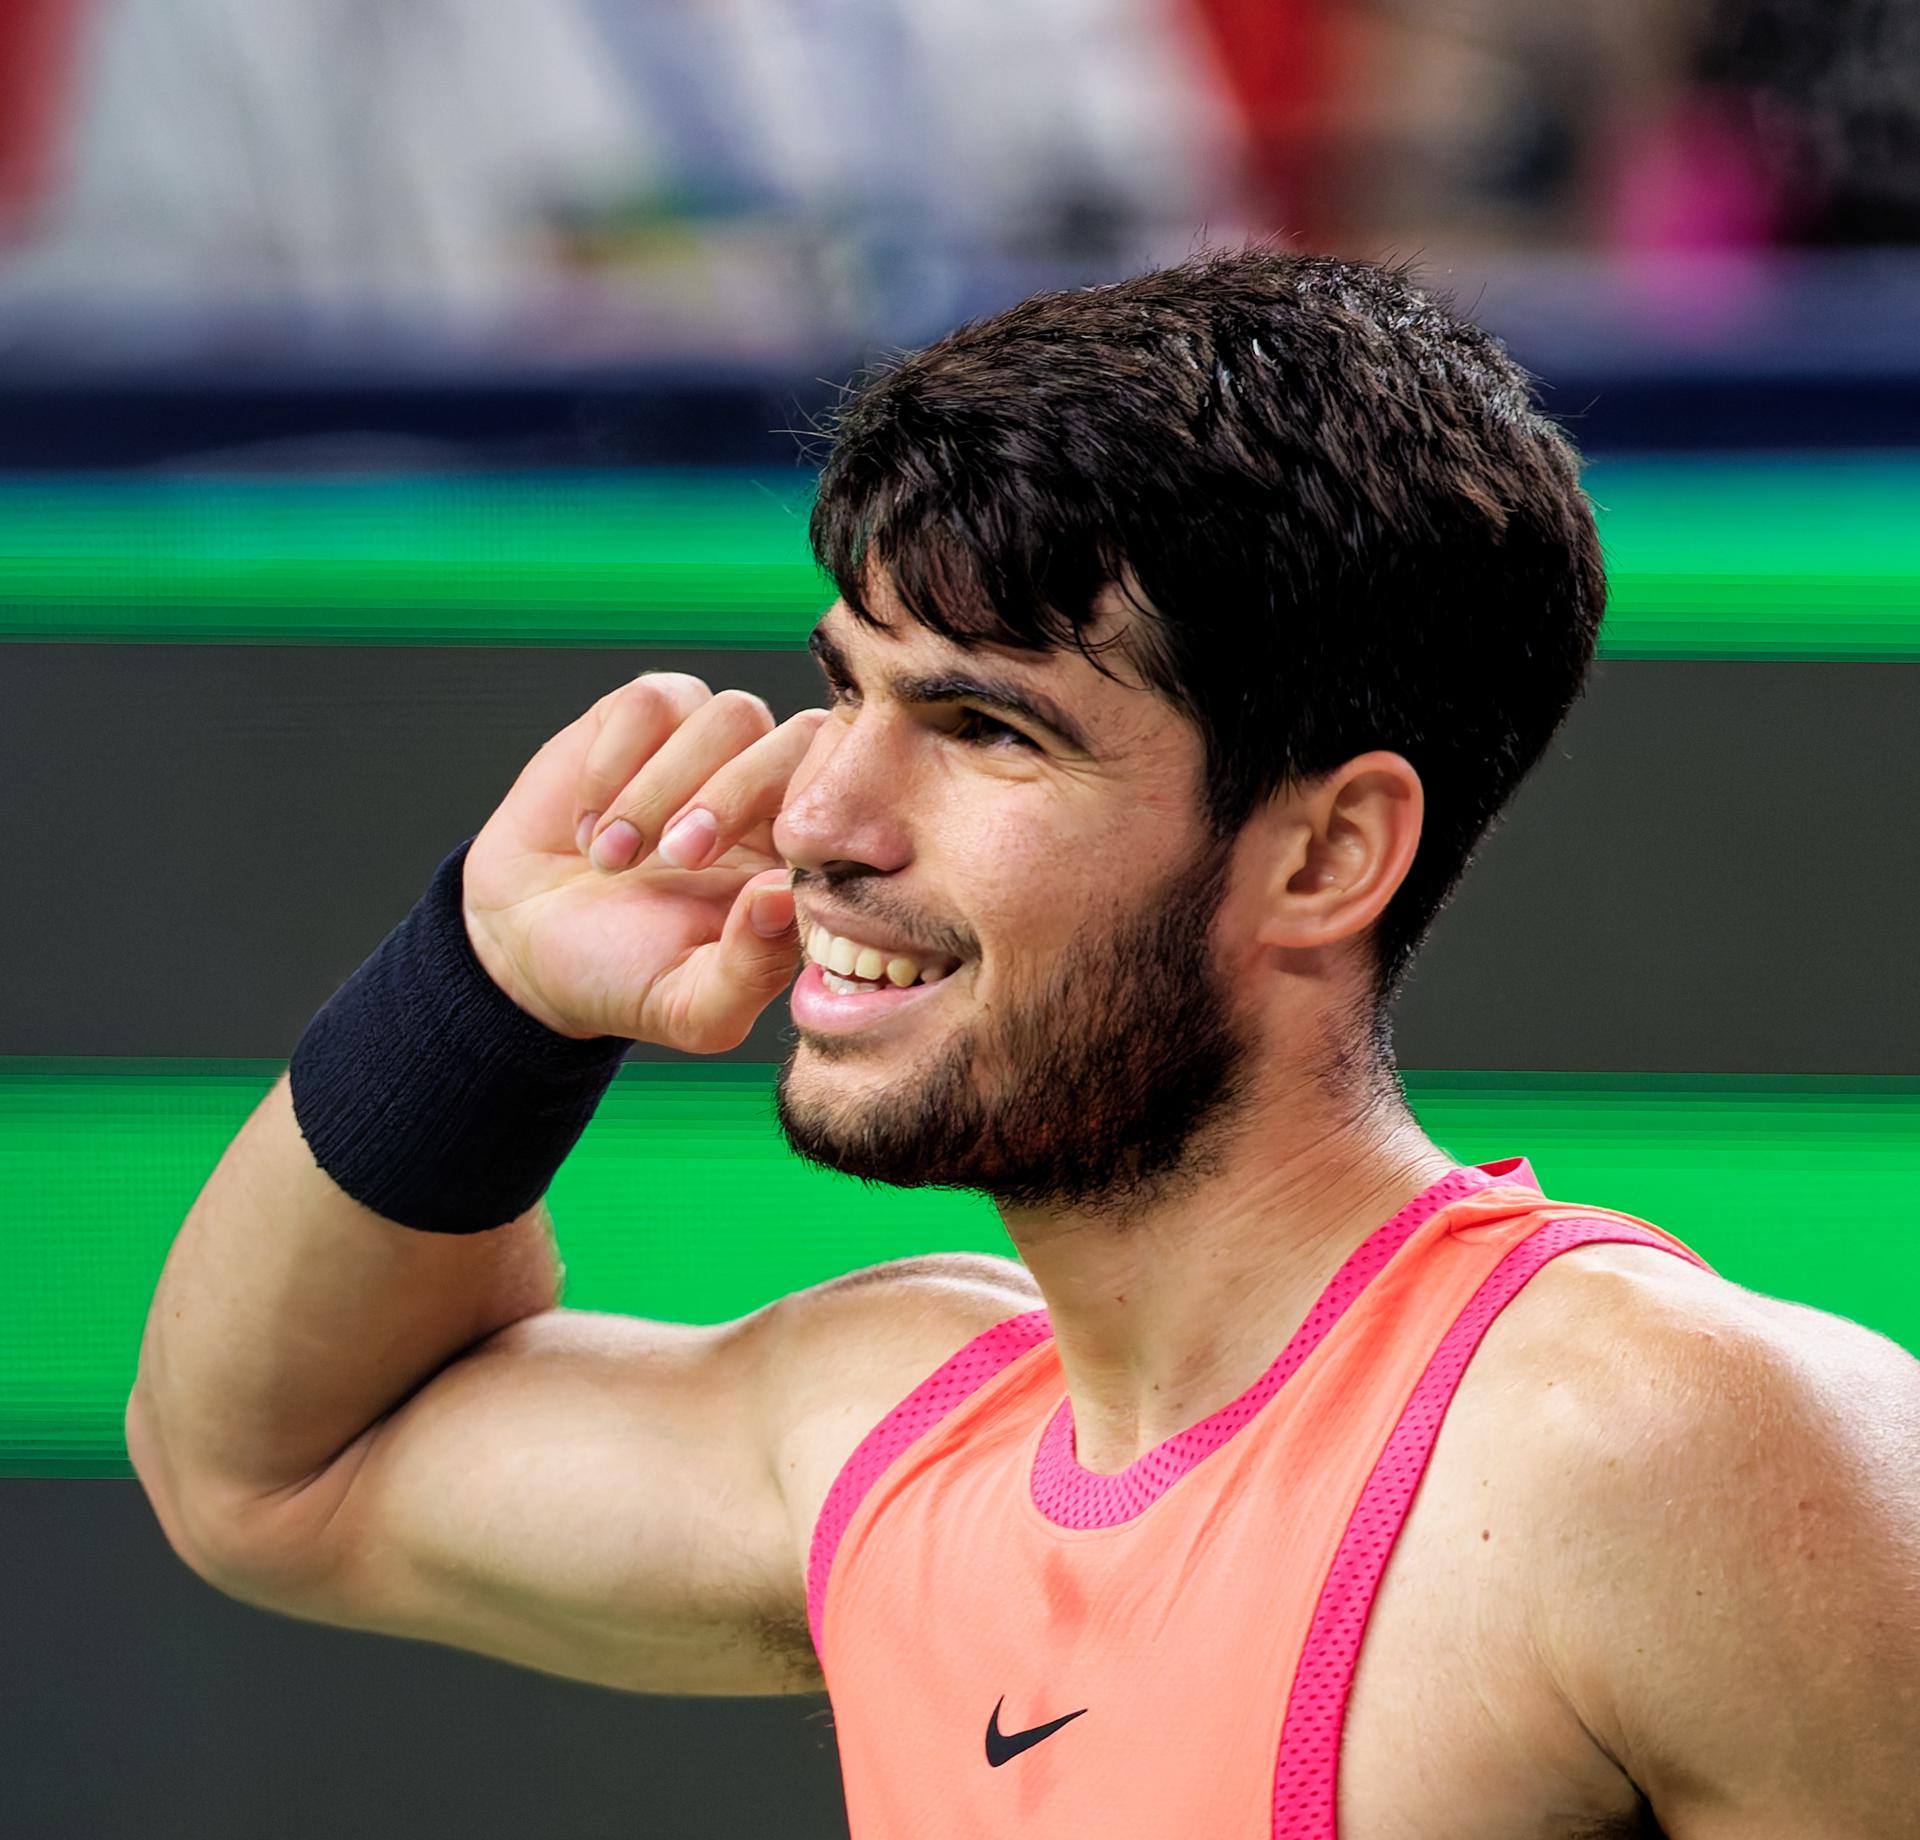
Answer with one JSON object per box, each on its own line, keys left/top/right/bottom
{"left": 128, "top": 251, "right": 1920, "bottom": 1837}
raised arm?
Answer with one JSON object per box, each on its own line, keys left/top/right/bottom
{"left": 126, "top": 671, "right": 1035, "bottom": 1693}
{"left": 131, "top": 1112, "right": 1030, "bottom": 1695}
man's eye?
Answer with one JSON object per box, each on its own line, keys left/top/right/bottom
{"left": 821, "top": 676, "right": 1036, "bottom": 749}
{"left": 950, "top": 708, "right": 1036, "bottom": 750}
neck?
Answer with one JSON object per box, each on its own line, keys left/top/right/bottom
{"left": 999, "top": 1073, "right": 1457, "bottom": 1476}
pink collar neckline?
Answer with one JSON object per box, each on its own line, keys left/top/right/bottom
{"left": 1028, "top": 1158, "right": 1539, "bottom": 1530}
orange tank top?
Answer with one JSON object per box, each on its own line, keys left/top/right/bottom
{"left": 806, "top": 1159, "right": 1712, "bottom": 1838}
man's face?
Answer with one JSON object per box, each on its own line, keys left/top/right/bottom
{"left": 770, "top": 590, "right": 1258, "bottom": 1213}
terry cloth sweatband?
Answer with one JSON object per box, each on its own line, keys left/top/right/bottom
{"left": 289, "top": 835, "right": 631, "bottom": 1233}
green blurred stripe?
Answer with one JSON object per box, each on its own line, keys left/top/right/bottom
{"left": 6, "top": 1058, "right": 1917, "bottom": 1476}
{"left": 1, "top": 457, "right": 1919, "bottom": 657}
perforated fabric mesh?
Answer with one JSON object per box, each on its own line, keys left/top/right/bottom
{"left": 806, "top": 1308, "right": 1053, "bottom": 1656}
{"left": 1269, "top": 1217, "right": 1713, "bottom": 1838}
{"left": 1028, "top": 1164, "right": 1514, "bottom": 1530}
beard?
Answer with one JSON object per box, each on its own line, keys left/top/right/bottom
{"left": 773, "top": 831, "right": 1256, "bottom": 1215}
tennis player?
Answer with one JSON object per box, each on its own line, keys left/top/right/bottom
{"left": 129, "top": 251, "right": 1920, "bottom": 1838}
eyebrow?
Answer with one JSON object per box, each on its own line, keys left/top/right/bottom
{"left": 808, "top": 623, "right": 1095, "bottom": 755}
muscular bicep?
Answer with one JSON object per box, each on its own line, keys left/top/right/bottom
{"left": 192, "top": 1252, "right": 1039, "bottom": 1699}
{"left": 212, "top": 1306, "right": 821, "bottom": 1696}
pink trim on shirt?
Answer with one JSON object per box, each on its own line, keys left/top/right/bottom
{"left": 1028, "top": 1162, "right": 1536, "bottom": 1530}
{"left": 1270, "top": 1215, "right": 1713, "bottom": 1838}
{"left": 806, "top": 1307, "right": 1053, "bottom": 1658}
{"left": 804, "top": 1159, "right": 1545, "bottom": 1657}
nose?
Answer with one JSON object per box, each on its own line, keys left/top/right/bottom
{"left": 774, "top": 709, "right": 913, "bottom": 876}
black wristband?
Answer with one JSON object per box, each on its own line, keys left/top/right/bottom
{"left": 289, "top": 836, "right": 630, "bottom": 1233}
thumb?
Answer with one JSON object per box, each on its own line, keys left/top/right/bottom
{"left": 670, "top": 870, "right": 800, "bottom": 1053}
{"left": 738, "top": 871, "right": 799, "bottom": 953}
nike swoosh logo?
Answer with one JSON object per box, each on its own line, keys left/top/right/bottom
{"left": 984, "top": 1695, "right": 1088, "bottom": 1767}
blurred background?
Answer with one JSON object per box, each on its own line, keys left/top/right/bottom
{"left": 2, "top": 2, "right": 1916, "bottom": 1836}
{"left": 4, "top": 0, "right": 1920, "bottom": 429}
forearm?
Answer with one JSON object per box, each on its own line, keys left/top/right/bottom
{"left": 128, "top": 1070, "right": 562, "bottom": 1522}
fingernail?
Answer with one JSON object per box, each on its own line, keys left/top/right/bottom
{"left": 590, "top": 819, "right": 641, "bottom": 872}
{"left": 659, "top": 809, "right": 717, "bottom": 871}
{"left": 575, "top": 810, "right": 599, "bottom": 856}
{"left": 750, "top": 883, "right": 795, "bottom": 937}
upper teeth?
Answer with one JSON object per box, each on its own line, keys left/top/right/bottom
{"left": 807, "top": 925, "right": 956, "bottom": 988}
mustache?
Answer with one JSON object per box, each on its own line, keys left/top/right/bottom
{"left": 789, "top": 867, "right": 977, "bottom": 962}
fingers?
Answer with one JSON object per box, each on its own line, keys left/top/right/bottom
{"left": 652, "top": 708, "right": 829, "bottom": 871}
{"left": 656, "top": 871, "right": 806, "bottom": 1060}
{"left": 582, "top": 689, "right": 822, "bottom": 875}
{"left": 574, "top": 674, "right": 714, "bottom": 849}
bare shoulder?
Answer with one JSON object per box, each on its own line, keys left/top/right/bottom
{"left": 1488, "top": 1236, "right": 1920, "bottom": 1434}
{"left": 1484, "top": 1237, "right": 1920, "bottom": 1530}
{"left": 758, "top": 1251, "right": 1043, "bottom": 1551}
{"left": 1479, "top": 1241, "right": 1920, "bottom": 1822}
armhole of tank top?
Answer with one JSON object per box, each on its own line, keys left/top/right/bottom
{"left": 806, "top": 1306, "right": 1054, "bottom": 1661}
{"left": 1270, "top": 1216, "right": 1713, "bottom": 1840}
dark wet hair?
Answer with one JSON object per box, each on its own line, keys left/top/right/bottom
{"left": 810, "top": 247, "right": 1605, "bottom": 1010}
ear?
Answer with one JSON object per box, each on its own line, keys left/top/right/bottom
{"left": 1249, "top": 751, "right": 1424, "bottom": 955}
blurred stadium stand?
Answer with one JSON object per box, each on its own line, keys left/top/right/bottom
{"left": 0, "top": 0, "right": 1912, "bottom": 467}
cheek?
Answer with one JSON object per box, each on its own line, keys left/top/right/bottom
{"left": 963, "top": 838, "right": 1111, "bottom": 968}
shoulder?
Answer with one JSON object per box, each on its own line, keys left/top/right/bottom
{"left": 1491, "top": 1241, "right": 1920, "bottom": 1832}
{"left": 784, "top": 1248, "right": 1041, "bottom": 1320}
{"left": 757, "top": 1252, "right": 1044, "bottom": 1547}
{"left": 774, "top": 1250, "right": 1044, "bottom": 1377}
{"left": 1489, "top": 1231, "right": 1914, "bottom": 1387}
{"left": 1491, "top": 1235, "right": 1919, "bottom": 1453}
{"left": 1492, "top": 1237, "right": 1920, "bottom": 1571}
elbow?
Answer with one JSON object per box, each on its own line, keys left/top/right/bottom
{"left": 125, "top": 1386, "right": 366, "bottom": 1616}
{"left": 125, "top": 1385, "right": 227, "bottom": 1584}
{"left": 124, "top": 1386, "right": 290, "bottom": 1600}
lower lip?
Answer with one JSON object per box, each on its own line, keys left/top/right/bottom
{"left": 789, "top": 961, "right": 954, "bottom": 1035}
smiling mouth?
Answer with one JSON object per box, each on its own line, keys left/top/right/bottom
{"left": 818, "top": 964, "right": 962, "bottom": 995}
{"left": 804, "top": 922, "right": 962, "bottom": 993}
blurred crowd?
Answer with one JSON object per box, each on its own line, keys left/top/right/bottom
{"left": 0, "top": 0, "right": 1914, "bottom": 358}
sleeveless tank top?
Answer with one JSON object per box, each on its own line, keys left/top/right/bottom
{"left": 806, "top": 1159, "right": 1714, "bottom": 1838}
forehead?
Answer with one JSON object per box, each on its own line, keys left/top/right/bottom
{"left": 819, "top": 576, "right": 1152, "bottom": 699}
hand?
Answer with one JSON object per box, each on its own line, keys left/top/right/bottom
{"left": 462, "top": 673, "right": 827, "bottom": 1052}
